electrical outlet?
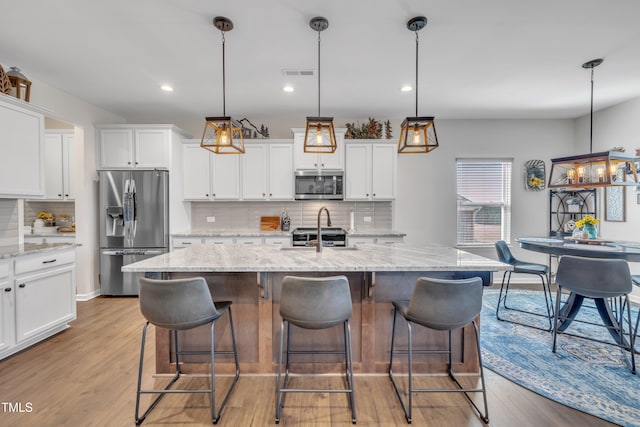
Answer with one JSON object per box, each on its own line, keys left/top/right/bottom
{"left": 206, "top": 216, "right": 216, "bottom": 223}
{"left": 363, "top": 216, "right": 372, "bottom": 222}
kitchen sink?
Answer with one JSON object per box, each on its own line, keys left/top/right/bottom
{"left": 279, "top": 246, "right": 358, "bottom": 251}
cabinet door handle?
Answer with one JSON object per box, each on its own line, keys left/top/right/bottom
{"left": 205, "top": 194, "right": 209, "bottom": 197}
{"left": 262, "top": 193, "right": 266, "bottom": 196}
{"left": 58, "top": 193, "right": 62, "bottom": 197}
{"left": 269, "top": 193, "right": 272, "bottom": 197}
{"left": 4, "top": 288, "right": 11, "bottom": 292}
{"left": 373, "top": 193, "right": 376, "bottom": 197}
{"left": 19, "top": 284, "right": 26, "bottom": 288}
{"left": 42, "top": 259, "right": 57, "bottom": 264}
{"left": 314, "top": 163, "right": 317, "bottom": 167}
{"left": 135, "top": 161, "right": 139, "bottom": 165}
{"left": 128, "top": 161, "right": 132, "bottom": 165}
{"left": 65, "top": 194, "right": 69, "bottom": 197}
{"left": 213, "top": 193, "right": 216, "bottom": 197}
{"left": 321, "top": 163, "right": 325, "bottom": 167}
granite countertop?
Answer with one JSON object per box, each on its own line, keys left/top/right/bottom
{"left": 29, "top": 232, "right": 76, "bottom": 238}
{"left": 122, "top": 243, "right": 511, "bottom": 273}
{"left": 0, "top": 242, "right": 78, "bottom": 260}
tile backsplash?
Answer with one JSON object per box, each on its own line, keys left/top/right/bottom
{"left": 24, "top": 201, "right": 75, "bottom": 227}
{"left": 190, "top": 201, "right": 393, "bottom": 232}
{"left": 0, "top": 200, "right": 19, "bottom": 246}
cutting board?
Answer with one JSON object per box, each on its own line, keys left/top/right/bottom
{"left": 260, "top": 216, "right": 281, "bottom": 231}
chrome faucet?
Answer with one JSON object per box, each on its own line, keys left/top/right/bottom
{"left": 316, "top": 206, "right": 332, "bottom": 253}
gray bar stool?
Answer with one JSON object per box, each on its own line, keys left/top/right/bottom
{"left": 633, "top": 275, "right": 640, "bottom": 351}
{"left": 275, "top": 275, "right": 356, "bottom": 424}
{"left": 495, "top": 240, "right": 553, "bottom": 331}
{"left": 389, "top": 277, "right": 489, "bottom": 424}
{"left": 553, "top": 256, "right": 635, "bottom": 374}
{"left": 135, "top": 277, "right": 240, "bottom": 425}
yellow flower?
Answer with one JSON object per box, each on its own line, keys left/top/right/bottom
{"left": 528, "top": 176, "right": 542, "bottom": 188}
{"left": 575, "top": 215, "right": 599, "bottom": 228}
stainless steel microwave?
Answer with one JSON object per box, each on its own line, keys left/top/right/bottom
{"left": 294, "top": 170, "right": 344, "bottom": 200}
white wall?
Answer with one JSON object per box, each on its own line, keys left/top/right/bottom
{"left": 395, "top": 118, "right": 575, "bottom": 265}
{"left": 577, "top": 97, "right": 640, "bottom": 278}
{"left": 29, "top": 78, "right": 125, "bottom": 299}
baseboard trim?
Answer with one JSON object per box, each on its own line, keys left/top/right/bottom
{"left": 76, "top": 289, "right": 101, "bottom": 301}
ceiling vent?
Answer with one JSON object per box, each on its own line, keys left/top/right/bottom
{"left": 281, "top": 69, "right": 315, "bottom": 77}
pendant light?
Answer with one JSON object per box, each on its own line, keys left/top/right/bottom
{"left": 398, "top": 16, "right": 439, "bottom": 154}
{"left": 548, "top": 59, "right": 639, "bottom": 188}
{"left": 201, "top": 16, "right": 245, "bottom": 154}
{"left": 303, "top": 16, "right": 337, "bottom": 154}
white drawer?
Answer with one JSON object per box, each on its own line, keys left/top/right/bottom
{"left": 236, "top": 237, "right": 263, "bottom": 245}
{"left": 203, "top": 237, "right": 235, "bottom": 245}
{"left": 0, "top": 261, "right": 9, "bottom": 279}
{"left": 15, "top": 249, "right": 75, "bottom": 276}
{"left": 264, "top": 237, "right": 291, "bottom": 246}
{"left": 376, "top": 237, "right": 404, "bottom": 244}
{"left": 172, "top": 237, "right": 203, "bottom": 248}
{"left": 347, "top": 237, "right": 375, "bottom": 246}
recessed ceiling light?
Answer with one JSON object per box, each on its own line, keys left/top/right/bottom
{"left": 283, "top": 85, "right": 295, "bottom": 93}
{"left": 401, "top": 85, "right": 413, "bottom": 92}
{"left": 160, "top": 84, "right": 174, "bottom": 92}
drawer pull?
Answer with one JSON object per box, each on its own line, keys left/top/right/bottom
{"left": 182, "top": 242, "right": 192, "bottom": 245}
{"left": 42, "top": 259, "right": 57, "bottom": 264}
{"left": 19, "top": 284, "right": 26, "bottom": 288}
{"left": 4, "top": 288, "right": 11, "bottom": 292}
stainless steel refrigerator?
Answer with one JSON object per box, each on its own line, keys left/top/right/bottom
{"left": 99, "top": 170, "right": 169, "bottom": 295}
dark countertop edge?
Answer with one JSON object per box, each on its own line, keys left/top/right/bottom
{"left": 0, "top": 243, "right": 79, "bottom": 260}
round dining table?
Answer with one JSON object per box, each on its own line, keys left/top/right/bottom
{"left": 516, "top": 236, "right": 640, "bottom": 345}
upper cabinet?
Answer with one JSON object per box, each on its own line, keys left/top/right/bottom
{"left": 241, "top": 141, "right": 294, "bottom": 200}
{"left": 345, "top": 141, "right": 396, "bottom": 200}
{"left": 292, "top": 128, "right": 346, "bottom": 171}
{"left": 96, "top": 125, "right": 189, "bottom": 170}
{"left": 0, "top": 96, "right": 46, "bottom": 198}
{"left": 182, "top": 142, "right": 240, "bottom": 200}
{"left": 44, "top": 130, "right": 75, "bottom": 200}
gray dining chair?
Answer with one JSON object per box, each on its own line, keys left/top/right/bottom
{"left": 553, "top": 256, "right": 635, "bottom": 374}
{"left": 495, "top": 240, "right": 553, "bottom": 331}
{"left": 276, "top": 275, "right": 356, "bottom": 424}
{"left": 135, "top": 277, "right": 240, "bottom": 425}
{"left": 388, "top": 277, "right": 489, "bottom": 424}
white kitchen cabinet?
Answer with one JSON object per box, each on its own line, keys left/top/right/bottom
{"left": 347, "top": 237, "right": 376, "bottom": 246}
{"left": 263, "top": 236, "right": 291, "bottom": 247}
{"left": 292, "top": 128, "right": 345, "bottom": 171}
{"left": 0, "top": 247, "right": 76, "bottom": 360}
{"left": 203, "top": 237, "right": 235, "bottom": 245}
{"left": 172, "top": 237, "right": 203, "bottom": 249}
{"left": 241, "top": 141, "right": 294, "bottom": 200}
{"left": 183, "top": 142, "right": 241, "bottom": 200}
{"left": 0, "top": 261, "right": 14, "bottom": 354}
{"left": 44, "top": 131, "right": 75, "bottom": 200}
{"left": 97, "top": 125, "right": 186, "bottom": 169}
{"left": 0, "top": 96, "right": 46, "bottom": 198}
{"left": 235, "top": 237, "right": 263, "bottom": 245}
{"left": 345, "top": 141, "right": 396, "bottom": 200}
{"left": 376, "top": 237, "right": 404, "bottom": 245}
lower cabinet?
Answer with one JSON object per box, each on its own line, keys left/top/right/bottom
{"left": 0, "top": 247, "right": 76, "bottom": 360}
{"left": 172, "top": 236, "right": 291, "bottom": 249}
{"left": 347, "top": 236, "right": 404, "bottom": 246}
{"left": 0, "top": 261, "right": 14, "bottom": 354}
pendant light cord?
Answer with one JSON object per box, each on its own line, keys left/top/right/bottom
{"left": 221, "top": 30, "right": 226, "bottom": 116}
{"left": 589, "top": 66, "right": 594, "bottom": 154}
{"left": 415, "top": 30, "right": 419, "bottom": 117}
{"left": 317, "top": 30, "right": 321, "bottom": 117}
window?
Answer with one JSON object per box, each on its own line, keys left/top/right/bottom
{"left": 456, "top": 159, "right": 512, "bottom": 246}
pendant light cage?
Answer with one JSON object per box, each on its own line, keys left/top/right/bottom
{"left": 201, "top": 16, "right": 245, "bottom": 154}
{"left": 304, "top": 16, "right": 337, "bottom": 154}
{"left": 548, "top": 58, "right": 640, "bottom": 188}
{"left": 398, "top": 16, "right": 439, "bottom": 154}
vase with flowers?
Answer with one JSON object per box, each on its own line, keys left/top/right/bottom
{"left": 574, "top": 215, "right": 599, "bottom": 239}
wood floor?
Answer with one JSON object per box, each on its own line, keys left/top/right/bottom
{"left": 0, "top": 296, "right": 616, "bottom": 427}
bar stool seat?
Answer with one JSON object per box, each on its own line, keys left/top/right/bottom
{"left": 389, "top": 277, "right": 489, "bottom": 424}
{"left": 135, "top": 277, "right": 240, "bottom": 425}
{"left": 275, "top": 275, "right": 356, "bottom": 424}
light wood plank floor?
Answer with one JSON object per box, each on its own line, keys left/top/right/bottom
{"left": 0, "top": 297, "right": 615, "bottom": 426}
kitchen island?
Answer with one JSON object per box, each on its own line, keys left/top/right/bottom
{"left": 122, "top": 243, "right": 511, "bottom": 375}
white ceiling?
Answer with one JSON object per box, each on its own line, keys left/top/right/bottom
{"left": 2, "top": 0, "right": 640, "bottom": 122}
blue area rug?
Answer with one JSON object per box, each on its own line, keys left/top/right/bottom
{"left": 481, "top": 289, "right": 640, "bottom": 427}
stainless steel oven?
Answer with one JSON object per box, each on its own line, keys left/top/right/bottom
{"left": 294, "top": 170, "right": 343, "bottom": 200}
{"left": 292, "top": 227, "right": 347, "bottom": 247}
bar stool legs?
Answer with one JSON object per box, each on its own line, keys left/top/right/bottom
{"left": 275, "top": 318, "right": 356, "bottom": 424}
{"left": 135, "top": 305, "right": 240, "bottom": 425}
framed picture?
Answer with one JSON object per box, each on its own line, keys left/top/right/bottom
{"left": 524, "top": 160, "right": 545, "bottom": 191}
{"left": 605, "top": 186, "right": 625, "bottom": 222}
